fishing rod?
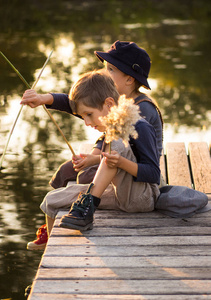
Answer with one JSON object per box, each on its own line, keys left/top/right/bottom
{"left": 0, "top": 51, "right": 75, "bottom": 169}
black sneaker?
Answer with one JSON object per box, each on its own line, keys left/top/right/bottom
{"left": 59, "top": 183, "right": 100, "bottom": 231}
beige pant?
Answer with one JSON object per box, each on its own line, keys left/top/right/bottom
{"left": 40, "top": 139, "right": 160, "bottom": 219}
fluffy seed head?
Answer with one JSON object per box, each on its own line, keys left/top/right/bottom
{"left": 100, "top": 95, "right": 141, "bottom": 146}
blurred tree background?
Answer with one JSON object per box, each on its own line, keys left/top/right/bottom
{"left": 0, "top": 0, "right": 210, "bottom": 131}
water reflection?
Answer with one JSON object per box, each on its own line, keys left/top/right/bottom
{"left": 0, "top": 147, "right": 70, "bottom": 298}
{"left": 0, "top": 0, "right": 211, "bottom": 298}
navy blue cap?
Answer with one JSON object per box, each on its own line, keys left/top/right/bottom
{"left": 95, "top": 40, "right": 151, "bottom": 90}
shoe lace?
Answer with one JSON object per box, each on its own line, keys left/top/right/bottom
{"left": 36, "top": 226, "right": 47, "bottom": 237}
{"left": 72, "top": 183, "right": 94, "bottom": 214}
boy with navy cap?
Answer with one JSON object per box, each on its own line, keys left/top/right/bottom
{"left": 94, "top": 40, "right": 162, "bottom": 157}
{"left": 95, "top": 40, "right": 151, "bottom": 90}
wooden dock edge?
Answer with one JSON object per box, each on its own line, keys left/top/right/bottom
{"left": 28, "top": 141, "right": 211, "bottom": 299}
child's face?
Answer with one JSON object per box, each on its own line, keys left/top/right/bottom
{"left": 105, "top": 62, "right": 128, "bottom": 95}
{"left": 77, "top": 102, "right": 109, "bottom": 132}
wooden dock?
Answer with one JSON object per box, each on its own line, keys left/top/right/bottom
{"left": 28, "top": 142, "right": 211, "bottom": 299}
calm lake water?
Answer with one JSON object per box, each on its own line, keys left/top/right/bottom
{"left": 0, "top": 0, "right": 211, "bottom": 299}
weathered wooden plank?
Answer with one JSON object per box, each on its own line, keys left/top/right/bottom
{"left": 29, "top": 279, "right": 211, "bottom": 295}
{"left": 56, "top": 208, "right": 211, "bottom": 219}
{"left": 160, "top": 150, "right": 167, "bottom": 183}
{"left": 44, "top": 245, "right": 211, "bottom": 257}
{"left": 54, "top": 214, "right": 211, "bottom": 228}
{"left": 56, "top": 209, "right": 165, "bottom": 218}
{"left": 36, "top": 266, "right": 211, "bottom": 280}
{"left": 51, "top": 226, "right": 211, "bottom": 237}
{"left": 188, "top": 142, "right": 211, "bottom": 193}
{"left": 46, "top": 235, "right": 211, "bottom": 247}
{"left": 41, "top": 255, "right": 211, "bottom": 268}
{"left": 29, "top": 293, "right": 211, "bottom": 300}
{"left": 166, "top": 142, "right": 192, "bottom": 187}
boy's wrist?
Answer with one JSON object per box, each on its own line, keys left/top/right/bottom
{"left": 43, "top": 93, "right": 54, "bottom": 105}
{"left": 89, "top": 154, "right": 101, "bottom": 165}
{"left": 117, "top": 155, "right": 123, "bottom": 168}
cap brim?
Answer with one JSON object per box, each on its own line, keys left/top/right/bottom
{"left": 94, "top": 51, "right": 151, "bottom": 90}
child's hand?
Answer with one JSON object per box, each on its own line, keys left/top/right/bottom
{"left": 102, "top": 151, "right": 121, "bottom": 168}
{"left": 21, "top": 90, "right": 53, "bottom": 107}
{"left": 72, "top": 154, "right": 100, "bottom": 172}
{"left": 21, "top": 90, "right": 43, "bottom": 107}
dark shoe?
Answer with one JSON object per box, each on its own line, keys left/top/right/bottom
{"left": 59, "top": 183, "right": 100, "bottom": 231}
{"left": 27, "top": 224, "right": 48, "bottom": 250}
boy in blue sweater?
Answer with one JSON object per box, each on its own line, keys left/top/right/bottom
{"left": 39, "top": 69, "right": 160, "bottom": 231}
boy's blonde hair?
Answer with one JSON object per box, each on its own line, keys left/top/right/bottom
{"left": 69, "top": 69, "right": 119, "bottom": 114}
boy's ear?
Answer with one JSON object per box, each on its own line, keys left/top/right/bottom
{"left": 104, "top": 97, "right": 116, "bottom": 108}
{"left": 126, "top": 75, "right": 135, "bottom": 86}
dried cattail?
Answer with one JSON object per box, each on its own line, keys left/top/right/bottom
{"left": 100, "top": 95, "right": 141, "bottom": 147}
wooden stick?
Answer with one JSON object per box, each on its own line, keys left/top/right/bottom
{"left": 42, "top": 105, "right": 76, "bottom": 156}
{"left": 0, "top": 51, "right": 75, "bottom": 169}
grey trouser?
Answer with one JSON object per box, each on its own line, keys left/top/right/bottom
{"left": 40, "top": 139, "right": 160, "bottom": 219}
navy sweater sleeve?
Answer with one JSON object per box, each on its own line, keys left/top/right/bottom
{"left": 46, "top": 93, "right": 82, "bottom": 119}
{"left": 130, "top": 119, "right": 160, "bottom": 184}
{"left": 46, "top": 93, "right": 72, "bottom": 113}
